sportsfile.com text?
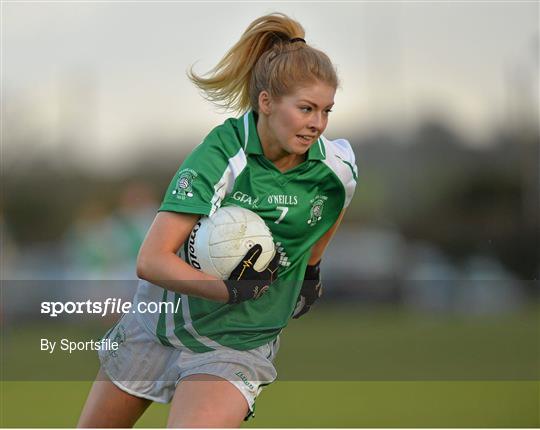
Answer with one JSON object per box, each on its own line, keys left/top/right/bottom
{"left": 40, "top": 298, "right": 181, "bottom": 317}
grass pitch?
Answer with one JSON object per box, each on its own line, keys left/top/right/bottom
{"left": 2, "top": 304, "right": 538, "bottom": 427}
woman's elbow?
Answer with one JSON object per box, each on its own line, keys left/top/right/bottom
{"left": 136, "top": 250, "right": 152, "bottom": 280}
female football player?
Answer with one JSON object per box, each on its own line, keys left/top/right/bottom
{"left": 78, "top": 12, "right": 357, "bottom": 428}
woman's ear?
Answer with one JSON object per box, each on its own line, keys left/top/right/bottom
{"left": 258, "top": 90, "right": 272, "bottom": 115}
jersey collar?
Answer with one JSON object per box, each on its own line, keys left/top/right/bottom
{"left": 241, "top": 111, "right": 264, "bottom": 155}
{"left": 239, "top": 111, "right": 326, "bottom": 161}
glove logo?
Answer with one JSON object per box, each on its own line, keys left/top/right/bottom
{"left": 307, "top": 195, "right": 327, "bottom": 226}
{"left": 172, "top": 169, "right": 197, "bottom": 199}
{"left": 253, "top": 284, "right": 269, "bottom": 299}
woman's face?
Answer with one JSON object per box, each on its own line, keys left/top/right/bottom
{"left": 263, "top": 81, "right": 336, "bottom": 156}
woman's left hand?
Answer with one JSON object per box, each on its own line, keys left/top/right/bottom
{"left": 292, "top": 260, "right": 322, "bottom": 319}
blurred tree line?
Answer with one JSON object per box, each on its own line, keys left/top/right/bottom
{"left": 3, "top": 117, "right": 538, "bottom": 280}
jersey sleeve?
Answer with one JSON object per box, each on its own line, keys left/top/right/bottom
{"left": 159, "top": 125, "right": 247, "bottom": 216}
{"left": 323, "top": 137, "right": 358, "bottom": 208}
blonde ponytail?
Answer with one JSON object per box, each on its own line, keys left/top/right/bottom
{"left": 188, "top": 13, "right": 338, "bottom": 114}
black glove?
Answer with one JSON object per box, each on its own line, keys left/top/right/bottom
{"left": 292, "top": 260, "right": 322, "bottom": 319}
{"left": 224, "top": 244, "right": 280, "bottom": 304}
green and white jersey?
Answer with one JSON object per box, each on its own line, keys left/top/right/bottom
{"left": 134, "top": 111, "right": 357, "bottom": 351}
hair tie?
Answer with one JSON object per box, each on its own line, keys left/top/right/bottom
{"left": 289, "top": 37, "right": 306, "bottom": 44}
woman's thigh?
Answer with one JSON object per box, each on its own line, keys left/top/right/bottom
{"left": 167, "top": 374, "right": 249, "bottom": 428}
{"left": 77, "top": 368, "right": 152, "bottom": 428}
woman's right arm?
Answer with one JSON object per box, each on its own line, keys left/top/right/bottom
{"left": 136, "top": 211, "right": 230, "bottom": 303}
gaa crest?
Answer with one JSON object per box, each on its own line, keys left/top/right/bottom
{"left": 172, "top": 168, "right": 197, "bottom": 199}
{"left": 307, "top": 195, "right": 327, "bottom": 227}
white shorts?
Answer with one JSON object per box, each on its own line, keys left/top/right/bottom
{"left": 98, "top": 312, "right": 280, "bottom": 417}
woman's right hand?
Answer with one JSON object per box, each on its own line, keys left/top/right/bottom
{"left": 224, "top": 245, "right": 280, "bottom": 304}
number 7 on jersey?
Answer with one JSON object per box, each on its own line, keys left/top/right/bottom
{"left": 274, "top": 206, "right": 289, "bottom": 224}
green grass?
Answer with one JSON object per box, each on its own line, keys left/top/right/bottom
{"left": 2, "top": 304, "right": 538, "bottom": 427}
{"left": 1, "top": 381, "right": 538, "bottom": 427}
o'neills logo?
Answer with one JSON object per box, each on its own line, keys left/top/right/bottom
{"left": 185, "top": 221, "right": 201, "bottom": 270}
{"left": 235, "top": 371, "right": 255, "bottom": 391}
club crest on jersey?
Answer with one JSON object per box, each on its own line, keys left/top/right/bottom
{"left": 307, "top": 195, "right": 327, "bottom": 227}
{"left": 172, "top": 168, "right": 197, "bottom": 199}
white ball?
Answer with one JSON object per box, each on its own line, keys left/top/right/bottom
{"left": 183, "top": 206, "right": 275, "bottom": 279}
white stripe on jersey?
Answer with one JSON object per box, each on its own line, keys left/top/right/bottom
{"left": 317, "top": 138, "right": 326, "bottom": 158}
{"left": 134, "top": 280, "right": 185, "bottom": 348}
{"left": 163, "top": 290, "right": 185, "bottom": 348}
{"left": 321, "top": 136, "right": 357, "bottom": 208}
{"left": 209, "top": 147, "right": 247, "bottom": 216}
{"left": 243, "top": 112, "right": 250, "bottom": 150}
{"left": 180, "top": 294, "right": 231, "bottom": 350}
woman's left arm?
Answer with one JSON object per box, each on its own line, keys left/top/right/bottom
{"left": 293, "top": 209, "right": 347, "bottom": 319}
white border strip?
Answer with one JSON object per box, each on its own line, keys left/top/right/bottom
{"left": 209, "top": 148, "right": 247, "bottom": 216}
{"left": 164, "top": 290, "right": 186, "bottom": 348}
{"left": 243, "top": 112, "right": 250, "bottom": 150}
{"left": 181, "top": 294, "right": 228, "bottom": 349}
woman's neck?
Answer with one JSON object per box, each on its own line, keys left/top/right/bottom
{"left": 256, "top": 114, "right": 305, "bottom": 173}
